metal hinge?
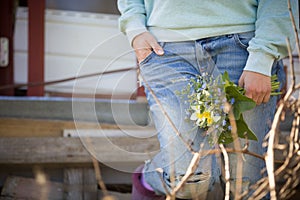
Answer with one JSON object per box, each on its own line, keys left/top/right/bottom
{"left": 0, "top": 37, "right": 9, "bottom": 67}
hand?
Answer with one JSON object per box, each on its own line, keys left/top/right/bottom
{"left": 238, "top": 71, "right": 271, "bottom": 105}
{"left": 132, "top": 32, "right": 164, "bottom": 63}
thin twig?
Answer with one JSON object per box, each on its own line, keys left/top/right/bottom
{"left": 263, "top": 38, "right": 293, "bottom": 199}
{"left": 92, "top": 157, "right": 109, "bottom": 197}
{"left": 84, "top": 138, "right": 116, "bottom": 200}
{"left": 195, "top": 147, "right": 283, "bottom": 163}
{"left": 167, "top": 143, "right": 206, "bottom": 199}
{"left": 277, "top": 95, "right": 300, "bottom": 198}
{"left": 287, "top": 0, "right": 300, "bottom": 64}
{"left": 287, "top": 37, "right": 296, "bottom": 92}
{"left": 138, "top": 69, "right": 195, "bottom": 153}
{"left": 228, "top": 107, "right": 243, "bottom": 199}
{"left": 265, "top": 126, "right": 277, "bottom": 200}
{"left": 253, "top": 2, "right": 300, "bottom": 197}
{"left": 166, "top": 152, "right": 201, "bottom": 200}
{"left": 220, "top": 144, "right": 231, "bottom": 200}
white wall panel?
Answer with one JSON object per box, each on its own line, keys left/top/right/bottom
{"left": 14, "top": 7, "right": 136, "bottom": 96}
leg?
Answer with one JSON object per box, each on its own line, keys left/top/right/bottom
{"left": 198, "top": 31, "right": 285, "bottom": 198}
{"left": 139, "top": 41, "right": 220, "bottom": 199}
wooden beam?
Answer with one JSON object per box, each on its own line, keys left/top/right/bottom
{"left": 27, "top": 0, "right": 45, "bottom": 96}
{"left": 0, "top": 0, "right": 15, "bottom": 96}
{"left": 0, "top": 98, "right": 149, "bottom": 126}
{"left": 64, "top": 168, "right": 98, "bottom": 200}
{"left": 0, "top": 118, "right": 119, "bottom": 137}
{"left": 0, "top": 137, "right": 158, "bottom": 164}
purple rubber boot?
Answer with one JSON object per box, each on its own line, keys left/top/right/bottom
{"left": 131, "top": 165, "right": 165, "bottom": 200}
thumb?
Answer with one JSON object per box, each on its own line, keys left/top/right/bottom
{"left": 238, "top": 73, "right": 245, "bottom": 88}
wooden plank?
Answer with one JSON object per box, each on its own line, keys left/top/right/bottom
{"left": 1, "top": 176, "right": 63, "bottom": 200}
{"left": 64, "top": 168, "right": 83, "bottom": 200}
{"left": 83, "top": 168, "right": 98, "bottom": 200}
{"left": 0, "top": 118, "right": 119, "bottom": 137}
{"left": 64, "top": 168, "right": 98, "bottom": 200}
{"left": 0, "top": 98, "right": 149, "bottom": 126}
{"left": 0, "top": 137, "right": 158, "bottom": 164}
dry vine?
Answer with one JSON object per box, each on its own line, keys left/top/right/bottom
{"left": 137, "top": 0, "right": 299, "bottom": 199}
{"left": 248, "top": 1, "right": 300, "bottom": 199}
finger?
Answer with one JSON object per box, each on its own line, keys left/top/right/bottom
{"left": 256, "top": 94, "right": 264, "bottom": 105}
{"left": 262, "top": 93, "right": 271, "bottom": 103}
{"left": 148, "top": 40, "right": 164, "bottom": 55}
{"left": 153, "top": 47, "right": 164, "bottom": 55}
{"left": 262, "top": 96, "right": 270, "bottom": 104}
{"left": 136, "top": 44, "right": 163, "bottom": 63}
{"left": 245, "top": 88, "right": 260, "bottom": 105}
{"left": 246, "top": 88, "right": 262, "bottom": 105}
{"left": 256, "top": 86, "right": 271, "bottom": 104}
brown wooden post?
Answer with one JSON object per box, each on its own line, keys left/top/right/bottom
{"left": 27, "top": 0, "right": 45, "bottom": 96}
{"left": 0, "top": 0, "right": 16, "bottom": 96}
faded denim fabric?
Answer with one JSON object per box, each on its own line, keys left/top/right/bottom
{"left": 139, "top": 31, "right": 285, "bottom": 199}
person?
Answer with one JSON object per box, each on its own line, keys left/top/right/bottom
{"left": 117, "top": 0, "right": 299, "bottom": 199}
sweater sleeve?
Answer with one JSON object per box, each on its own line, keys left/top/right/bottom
{"left": 244, "top": 0, "right": 299, "bottom": 76}
{"left": 117, "top": 0, "right": 148, "bottom": 46}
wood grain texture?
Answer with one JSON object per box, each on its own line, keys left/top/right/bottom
{"left": 0, "top": 137, "right": 158, "bottom": 164}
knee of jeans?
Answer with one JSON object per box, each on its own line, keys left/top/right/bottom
{"left": 174, "top": 173, "right": 215, "bottom": 199}
{"left": 164, "top": 171, "right": 213, "bottom": 190}
{"left": 144, "top": 162, "right": 217, "bottom": 198}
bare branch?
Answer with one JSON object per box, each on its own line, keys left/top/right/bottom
{"left": 287, "top": 0, "right": 300, "bottom": 63}
{"left": 228, "top": 107, "right": 244, "bottom": 199}
{"left": 166, "top": 143, "right": 205, "bottom": 200}
{"left": 220, "top": 144, "right": 231, "bottom": 200}
{"left": 250, "top": 2, "right": 300, "bottom": 197}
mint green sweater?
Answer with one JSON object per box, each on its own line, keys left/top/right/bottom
{"left": 118, "top": 0, "right": 298, "bottom": 76}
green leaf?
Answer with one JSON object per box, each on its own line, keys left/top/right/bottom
{"left": 236, "top": 115, "right": 258, "bottom": 141}
{"left": 225, "top": 85, "right": 256, "bottom": 120}
{"left": 218, "top": 115, "right": 257, "bottom": 144}
{"left": 222, "top": 71, "right": 230, "bottom": 82}
{"left": 218, "top": 131, "right": 233, "bottom": 144}
{"left": 232, "top": 101, "right": 256, "bottom": 120}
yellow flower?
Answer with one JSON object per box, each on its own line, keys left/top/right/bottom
{"left": 207, "top": 117, "right": 213, "bottom": 125}
{"left": 196, "top": 112, "right": 203, "bottom": 119}
{"left": 203, "top": 111, "right": 210, "bottom": 118}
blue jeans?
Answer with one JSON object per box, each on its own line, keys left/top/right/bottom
{"left": 139, "top": 32, "right": 285, "bottom": 199}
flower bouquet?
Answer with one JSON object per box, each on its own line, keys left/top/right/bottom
{"left": 181, "top": 71, "right": 280, "bottom": 145}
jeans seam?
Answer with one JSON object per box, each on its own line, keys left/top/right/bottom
{"left": 233, "top": 33, "right": 249, "bottom": 49}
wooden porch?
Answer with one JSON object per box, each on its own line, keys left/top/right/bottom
{"left": 0, "top": 98, "right": 154, "bottom": 200}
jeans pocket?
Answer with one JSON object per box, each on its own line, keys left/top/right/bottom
{"left": 233, "top": 31, "right": 255, "bottom": 49}
{"left": 139, "top": 42, "right": 166, "bottom": 65}
{"left": 139, "top": 51, "right": 156, "bottom": 65}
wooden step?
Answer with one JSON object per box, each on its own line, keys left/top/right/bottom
{"left": 0, "top": 136, "right": 159, "bottom": 164}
